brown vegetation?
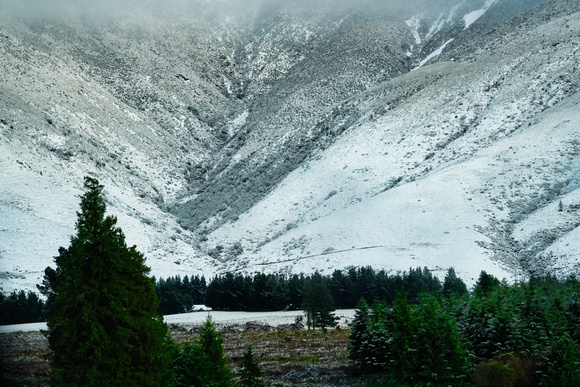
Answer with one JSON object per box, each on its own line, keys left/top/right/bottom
{"left": 0, "top": 323, "right": 358, "bottom": 387}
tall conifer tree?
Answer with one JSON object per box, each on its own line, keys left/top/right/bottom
{"left": 39, "top": 177, "right": 168, "bottom": 386}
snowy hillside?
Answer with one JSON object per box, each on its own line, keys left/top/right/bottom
{"left": 207, "top": 0, "right": 580, "bottom": 283}
{"left": 1, "top": 0, "right": 579, "bottom": 293}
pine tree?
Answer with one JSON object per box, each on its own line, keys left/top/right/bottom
{"left": 443, "top": 267, "right": 468, "bottom": 298}
{"left": 541, "top": 334, "right": 580, "bottom": 386}
{"left": 39, "top": 177, "right": 168, "bottom": 386}
{"left": 393, "top": 294, "right": 472, "bottom": 385}
{"left": 169, "top": 316, "right": 233, "bottom": 387}
{"left": 348, "top": 298, "right": 370, "bottom": 368}
{"left": 392, "top": 293, "right": 416, "bottom": 382}
{"left": 0, "top": 290, "right": 45, "bottom": 324}
{"left": 303, "top": 277, "right": 338, "bottom": 330}
{"left": 239, "top": 345, "right": 264, "bottom": 387}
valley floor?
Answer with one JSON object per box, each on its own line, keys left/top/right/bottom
{"left": 0, "top": 310, "right": 360, "bottom": 387}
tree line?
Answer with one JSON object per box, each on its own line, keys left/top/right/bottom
{"left": 155, "top": 265, "right": 447, "bottom": 314}
{"left": 348, "top": 270, "right": 580, "bottom": 385}
{"left": 2, "top": 266, "right": 447, "bottom": 324}
{"left": 0, "top": 290, "right": 45, "bottom": 325}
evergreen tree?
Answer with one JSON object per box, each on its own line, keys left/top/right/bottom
{"left": 0, "top": 290, "right": 45, "bottom": 324}
{"left": 329, "top": 270, "right": 354, "bottom": 309}
{"left": 348, "top": 298, "right": 370, "bottom": 368}
{"left": 392, "top": 293, "right": 416, "bottom": 382}
{"left": 39, "top": 177, "right": 168, "bottom": 386}
{"left": 474, "top": 270, "right": 501, "bottom": 296}
{"left": 541, "top": 334, "right": 580, "bottom": 386}
{"left": 239, "top": 345, "right": 264, "bottom": 387}
{"left": 287, "top": 274, "right": 304, "bottom": 310}
{"left": 303, "top": 276, "right": 338, "bottom": 330}
{"left": 169, "top": 316, "right": 233, "bottom": 387}
{"left": 392, "top": 294, "right": 471, "bottom": 385}
{"left": 443, "top": 267, "right": 468, "bottom": 298}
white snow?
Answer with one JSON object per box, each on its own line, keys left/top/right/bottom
{"left": 464, "top": 0, "right": 498, "bottom": 29}
{"left": 164, "top": 309, "right": 356, "bottom": 328}
{"left": 0, "top": 309, "right": 357, "bottom": 333}
{"left": 405, "top": 15, "right": 423, "bottom": 45}
{"left": 210, "top": 30, "right": 580, "bottom": 285}
{"left": 415, "top": 38, "right": 455, "bottom": 69}
{"left": 0, "top": 321, "right": 47, "bottom": 333}
{"left": 1, "top": 0, "right": 579, "bottom": 295}
{"left": 426, "top": 13, "right": 446, "bottom": 41}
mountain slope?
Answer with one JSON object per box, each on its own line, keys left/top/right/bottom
{"left": 1, "top": 0, "right": 578, "bottom": 292}
{"left": 207, "top": 0, "right": 580, "bottom": 282}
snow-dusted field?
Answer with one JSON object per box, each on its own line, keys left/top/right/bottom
{"left": 0, "top": 309, "right": 357, "bottom": 333}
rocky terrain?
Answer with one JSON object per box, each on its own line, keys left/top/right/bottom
{"left": 1, "top": 0, "right": 579, "bottom": 293}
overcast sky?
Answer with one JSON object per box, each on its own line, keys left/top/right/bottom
{"left": 0, "top": 0, "right": 465, "bottom": 23}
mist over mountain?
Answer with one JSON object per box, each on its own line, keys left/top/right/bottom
{"left": 1, "top": 0, "right": 579, "bottom": 293}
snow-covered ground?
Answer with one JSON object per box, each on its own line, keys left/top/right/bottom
{"left": 0, "top": 309, "right": 357, "bottom": 333}
{"left": 0, "top": 138, "right": 218, "bottom": 294}
{"left": 209, "top": 10, "right": 580, "bottom": 285}
{"left": 463, "top": 0, "right": 498, "bottom": 29}
{"left": 1, "top": 0, "right": 579, "bottom": 295}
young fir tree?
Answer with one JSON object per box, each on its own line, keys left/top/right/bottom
{"left": 169, "top": 316, "right": 233, "bottom": 387}
{"left": 442, "top": 267, "right": 468, "bottom": 298}
{"left": 38, "top": 177, "right": 168, "bottom": 386}
{"left": 348, "top": 298, "right": 370, "bottom": 368}
{"left": 393, "top": 294, "right": 472, "bottom": 385}
{"left": 239, "top": 345, "right": 265, "bottom": 387}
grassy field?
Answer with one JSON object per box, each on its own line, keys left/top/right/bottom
{"left": 0, "top": 323, "right": 375, "bottom": 386}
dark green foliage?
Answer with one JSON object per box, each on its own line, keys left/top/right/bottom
{"left": 443, "top": 267, "right": 468, "bottom": 298}
{"left": 198, "top": 266, "right": 445, "bottom": 313}
{"left": 155, "top": 275, "right": 206, "bottom": 315}
{"left": 464, "top": 281, "right": 514, "bottom": 360}
{"left": 239, "top": 345, "right": 264, "bottom": 387}
{"left": 39, "top": 177, "right": 168, "bottom": 386}
{"left": 474, "top": 270, "right": 501, "bottom": 296}
{"left": 402, "top": 266, "right": 442, "bottom": 303}
{"left": 168, "top": 317, "right": 233, "bottom": 387}
{"left": 287, "top": 273, "right": 305, "bottom": 309}
{"left": 205, "top": 272, "right": 252, "bottom": 310}
{"left": 249, "top": 273, "right": 288, "bottom": 311}
{"left": 457, "top": 272, "right": 580, "bottom": 384}
{"left": 204, "top": 272, "right": 291, "bottom": 311}
{"left": 303, "top": 274, "right": 338, "bottom": 330}
{"left": 348, "top": 299, "right": 394, "bottom": 373}
{"left": 348, "top": 298, "right": 370, "bottom": 368}
{"left": 541, "top": 334, "right": 580, "bottom": 386}
{"left": 349, "top": 293, "right": 472, "bottom": 384}
{"left": 396, "top": 294, "right": 472, "bottom": 385}
{"left": 0, "top": 290, "right": 45, "bottom": 324}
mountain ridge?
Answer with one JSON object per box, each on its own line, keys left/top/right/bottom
{"left": 1, "top": 0, "right": 579, "bottom": 292}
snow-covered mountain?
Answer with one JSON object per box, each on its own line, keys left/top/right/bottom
{"left": 1, "top": 0, "right": 579, "bottom": 293}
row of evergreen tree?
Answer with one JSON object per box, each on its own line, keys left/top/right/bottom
{"left": 155, "top": 266, "right": 449, "bottom": 314}
{"left": 1, "top": 266, "right": 448, "bottom": 324}
{"left": 348, "top": 271, "right": 580, "bottom": 385}
{"left": 155, "top": 275, "right": 206, "bottom": 315}
{"left": 0, "top": 290, "right": 45, "bottom": 325}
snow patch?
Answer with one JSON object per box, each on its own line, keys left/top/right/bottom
{"left": 405, "top": 15, "right": 423, "bottom": 45}
{"left": 464, "top": 0, "right": 498, "bottom": 29}
{"left": 415, "top": 38, "right": 455, "bottom": 69}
